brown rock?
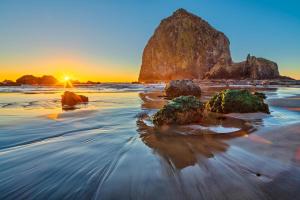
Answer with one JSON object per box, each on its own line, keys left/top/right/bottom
{"left": 138, "top": 8, "right": 282, "bottom": 82}
{"left": 16, "top": 75, "right": 58, "bottom": 85}
{"left": 165, "top": 80, "right": 201, "bottom": 98}
{"left": 0, "top": 80, "right": 19, "bottom": 86}
{"left": 16, "top": 75, "right": 39, "bottom": 85}
{"left": 138, "top": 8, "right": 232, "bottom": 82}
{"left": 206, "top": 54, "right": 280, "bottom": 79}
{"left": 61, "top": 91, "right": 89, "bottom": 107}
{"left": 39, "top": 75, "right": 58, "bottom": 85}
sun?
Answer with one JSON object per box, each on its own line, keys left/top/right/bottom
{"left": 64, "top": 76, "right": 70, "bottom": 82}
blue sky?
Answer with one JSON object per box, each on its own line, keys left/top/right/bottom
{"left": 0, "top": 0, "right": 299, "bottom": 81}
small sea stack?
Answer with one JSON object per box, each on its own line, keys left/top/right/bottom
{"left": 61, "top": 91, "right": 89, "bottom": 107}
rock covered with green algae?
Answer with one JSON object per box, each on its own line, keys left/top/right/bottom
{"left": 153, "top": 96, "right": 204, "bottom": 126}
{"left": 206, "top": 89, "right": 269, "bottom": 114}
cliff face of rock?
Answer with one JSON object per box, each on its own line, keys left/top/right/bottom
{"left": 138, "top": 9, "right": 281, "bottom": 82}
{"left": 205, "top": 54, "right": 280, "bottom": 79}
{"left": 138, "top": 8, "right": 232, "bottom": 82}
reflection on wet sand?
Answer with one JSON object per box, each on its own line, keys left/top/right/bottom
{"left": 137, "top": 90, "right": 259, "bottom": 170}
{"left": 136, "top": 118, "right": 300, "bottom": 199}
{"left": 137, "top": 112, "right": 254, "bottom": 170}
{"left": 138, "top": 121, "right": 229, "bottom": 169}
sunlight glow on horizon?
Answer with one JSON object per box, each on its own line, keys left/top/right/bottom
{"left": 0, "top": 55, "right": 139, "bottom": 82}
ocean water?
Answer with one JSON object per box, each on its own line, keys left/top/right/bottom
{"left": 0, "top": 84, "right": 300, "bottom": 200}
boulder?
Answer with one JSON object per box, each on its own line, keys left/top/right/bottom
{"left": 206, "top": 89, "right": 269, "bottom": 114}
{"left": 165, "top": 80, "right": 201, "bottom": 98}
{"left": 153, "top": 96, "right": 204, "bottom": 126}
{"left": 61, "top": 91, "right": 89, "bottom": 107}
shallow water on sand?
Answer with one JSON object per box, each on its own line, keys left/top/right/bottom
{"left": 0, "top": 84, "right": 300, "bottom": 200}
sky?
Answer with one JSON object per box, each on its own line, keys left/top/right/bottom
{"left": 0, "top": 0, "right": 299, "bottom": 82}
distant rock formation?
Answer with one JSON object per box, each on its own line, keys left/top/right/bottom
{"left": 205, "top": 54, "right": 280, "bottom": 79}
{"left": 39, "top": 75, "right": 58, "bottom": 85}
{"left": 138, "top": 8, "right": 281, "bottom": 82}
{"left": 16, "top": 75, "right": 39, "bottom": 85}
{"left": 16, "top": 75, "right": 58, "bottom": 85}
{"left": 0, "top": 80, "right": 19, "bottom": 86}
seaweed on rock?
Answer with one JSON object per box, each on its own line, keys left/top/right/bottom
{"left": 153, "top": 96, "right": 204, "bottom": 126}
{"left": 206, "top": 89, "right": 269, "bottom": 114}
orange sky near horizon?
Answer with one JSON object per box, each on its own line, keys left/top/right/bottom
{"left": 0, "top": 55, "right": 140, "bottom": 83}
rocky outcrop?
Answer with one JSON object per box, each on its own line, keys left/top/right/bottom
{"left": 153, "top": 96, "right": 204, "bottom": 126}
{"left": 138, "top": 9, "right": 281, "bottom": 82}
{"left": 39, "top": 75, "right": 58, "bottom": 85}
{"left": 165, "top": 80, "right": 201, "bottom": 98}
{"left": 205, "top": 89, "right": 269, "bottom": 114}
{"left": 138, "top": 8, "right": 232, "bottom": 82}
{"left": 16, "top": 75, "right": 39, "bottom": 85}
{"left": 16, "top": 75, "right": 58, "bottom": 85}
{"left": 0, "top": 80, "right": 19, "bottom": 86}
{"left": 61, "top": 91, "right": 89, "bottom": 107}
{"left": 206, "top": 54, "right": 280, "bottom": 79}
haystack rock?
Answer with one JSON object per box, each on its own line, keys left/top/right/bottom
{"left": 138, "top": 8, "right": 232, "bottom": 82}
{"left": 138, "top": 8, "right": 281, "bottom": 82}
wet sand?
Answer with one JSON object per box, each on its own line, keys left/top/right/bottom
{"left": 0, "top": 85, "right": 300, "bottom": 199}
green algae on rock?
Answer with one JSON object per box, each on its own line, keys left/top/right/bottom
{"left": 153, "top": 96, "right": 204, "bottom": 126}
{"left": 206, "top": 89, "right": 269, "bottom": 114}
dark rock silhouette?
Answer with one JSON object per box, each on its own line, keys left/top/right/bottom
{"left": 39, "top": 75, "right": 58, "bottom": 85}
{"left": 16, "top": 75, "right": 58, "bottom": 85}
{"left": 165, "top": 80, "right": 201, "bottom": 98}
{"left": 61, "top": 91, "right": 89, "bottom": 107}
{"left": 16, "top": 75, "right": 39, "bottom": 85}
{"left": 138, "top": 9, "right": 281, "bottom": 82}
{"left": 0, "top": 80, "right": 19, "bottom": 86}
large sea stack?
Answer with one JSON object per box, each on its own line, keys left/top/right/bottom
{"left": 138, "top": 9, "right": 281, "bottom": 82}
